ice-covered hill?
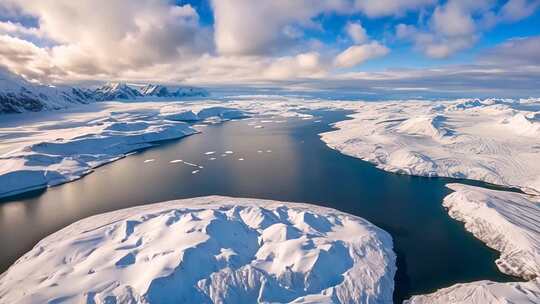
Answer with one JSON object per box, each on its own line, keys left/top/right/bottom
{"left": 0, "top": 196, "right": 396, "bottom": 304}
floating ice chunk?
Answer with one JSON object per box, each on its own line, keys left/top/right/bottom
{"left": 254, "top": 125, "right": 263, "bottom": 129}
{"left": 224, "top": 151, "right": 233, "bottom": 154}
{"left": 266, "top": 150, "right": 272, "bottom": 153}
{"left": 143, "top": 159, "right": 155, "bottom": 163}
{"left": 204, "top": 151, "right": 215, "bottom": 155}
{"left": 209, "top": 157, "right": 216, "bottom": 160}
{"left": 257, "top": 150, "right": 263, "bottom": 153}
{"left": 169, "top": 159, "right": 183, "bottom": 164}
{"left": 238, "top": 158, "right": 244, "bottom": 161}
{"left": 182, "top": 161, "right": 198, "bottom": 167}
{"left": 191, "top": 170, "right": 199, "bottom": 174}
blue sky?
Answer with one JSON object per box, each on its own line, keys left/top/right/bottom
{"left": 0, "top": 0, "right": 540, "bottom": 98}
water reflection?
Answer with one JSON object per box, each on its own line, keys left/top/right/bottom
{"left": 0, "top": 111, "right": 516, "bottom": 302}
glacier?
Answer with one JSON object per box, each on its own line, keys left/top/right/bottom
{"left": 0, "top": 196, "right": 396, "bottom": 304}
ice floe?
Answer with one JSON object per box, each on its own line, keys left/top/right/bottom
{"left": 0, "top": 196, "right": 396, "bottom": 303}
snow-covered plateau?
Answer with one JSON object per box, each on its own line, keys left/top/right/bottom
{"left": 319, "top": 98, "right": 540, "bottom": 195}
{"left": 0, "top": 102, "right": 248, "bottom": 199}
{"left": 0, "top": 196, "right": 396, "bottom": 304}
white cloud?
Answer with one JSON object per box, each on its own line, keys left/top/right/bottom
{"left": 210, "top": 0, "right": 348, "bottom": 56}
{"left": 346, "top": 22, "right": 368, "bottom": 44}
{"left": 334, "top": 42, "right": 389, "bottom": 68}
{"left": 0, "top": 0, "right": 211, "bottom": 81}
{"left": 353, "top": 0, "right": 436, "bottom": 17}
{"left": 500, "top": 0, "right": 540, "bottom": 22}
{"left": 396, "top": 0, "right": 540, "bottom": 59}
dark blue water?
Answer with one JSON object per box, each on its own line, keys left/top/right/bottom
{"left": 0, "top": 110, "right": 516, "bottom": 302}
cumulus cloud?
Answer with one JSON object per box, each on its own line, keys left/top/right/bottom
{"left": 334, "top": 42, "right": 389, "bottom": 68}
{"left": 499, "top": 0, "right": 540, "bottom": 22}
{"left": 396, "top": 0, "right": 540, "bottom": 59}
{"left": 211, "top": 0, "right": 349, "bottom": 55}
{"left": 0, "top": 0, "right": 211, "bottom": 81}
{"left": 346, "top": 22, "right": 368, "bottom": 44}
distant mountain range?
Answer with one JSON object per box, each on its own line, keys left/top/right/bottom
{"left": 0, "top": 70, "right": 209, "bottom": 114}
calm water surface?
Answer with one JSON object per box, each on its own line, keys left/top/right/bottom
{"left": 0, "top": 110, "right": 516, "bottom": 302}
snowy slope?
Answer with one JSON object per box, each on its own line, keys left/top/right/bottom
{"left": 0, "top": 69, "right": 95, "bottom": 113}
{"left": 0, "top": 196, "right": 396, "bottom": 304}
{"left": 319, "top": 99, "right": 540, "bottom": 194}
{"left": 442, "top": 184, "right": 540, "bottom": 280}
{"left": 405, "top": 279, "right": 540, "bottom": 304}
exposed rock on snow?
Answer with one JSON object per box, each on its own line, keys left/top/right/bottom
{"left": 92, "top": 82, "right": 209, "bottom": 101}
{"left": 93, "top": 82, "right": 143, "bottom": 101}
{"left": 442, "top": 184, "right": 540, "bottom": 280}
{"left": 405, "top": 279, "right": 540, "bottom": 304}
{"left": 0, "top": 67, "right": 210, "bottom": 114}
{"left": 0, "top": 196, "right": 396, "bottom": 304}
{"left": 0, "top": 68, "right": 95, "bottom": 113}
{"left": 320, "top": 99, "right": 540, "bottom": 194}
{"left": 139, "top": 84, "right": 208, "bottom": 98}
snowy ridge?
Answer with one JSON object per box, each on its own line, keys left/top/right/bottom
{"left": 0, "top": 196, "right": 396, "bottom": 304}
{"left": 94, "top": 82, "right": 209, "bottom": 101}
{"left": 0, "top": 69, "right": 94, "bottom": 113}
{"left": 0, "top": 69, "right": 210, "bottom": 114}
{"left": 442, "top": 184, "right": 540, "bottom": 280}
{"left": 319, "top": 99, "right": 540, "bottom": 194}
{"left": 0, "top": 103, "right": 248, "bottom": 199}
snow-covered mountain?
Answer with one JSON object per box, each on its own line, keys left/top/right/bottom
{"left": 0, "top": 69, "right": 209, "bottom": 114}
{"left": 0, "top": 69, "right": 95, "bottom": 113}
{"left": 93, "top": 82, "right": 142, "bottom": 101}
{"left": 139, "top": 84, "right": 208, "bottom": 98}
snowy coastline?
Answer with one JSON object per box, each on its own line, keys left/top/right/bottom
{"left": 0, "top": 102, "right": 247, "bottom": 199}
{"left": 0, "top": 196, "right": 396, "bottom": 303}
